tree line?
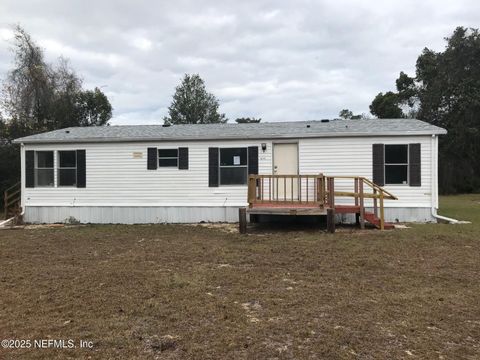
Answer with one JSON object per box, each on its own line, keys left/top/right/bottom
{"left": 339, "top": 27, "right": 480, "bottom": 193}
{"left": 368, "top": 27, "right": 480, "bottom": 194}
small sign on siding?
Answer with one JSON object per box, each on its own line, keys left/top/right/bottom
{"left": 132, "top": 152, "right": 143, "bottom": 158}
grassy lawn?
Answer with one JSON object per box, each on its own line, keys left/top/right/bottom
{"left": 0, "top": 195, "right": 479, "bottom": 359}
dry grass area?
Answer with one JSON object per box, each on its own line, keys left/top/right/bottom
{"left": 1, "top": 195, "right": 479, "bottom": 359}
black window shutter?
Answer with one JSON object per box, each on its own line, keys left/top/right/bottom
{"left": 372, "top": 144, "right": 385, "bottom": 186}
{"left": 178, "top": 147, "right": 189, "bottom": 170}
{"left": 409, "top": 143, "right": 421, "bottom": 186}
{"left": 208, "top": 147, "right": 219, "bottom": 187}
{"left": 147, "top": 147, "right": 157, "bottom": 170}
{"left": 248, "top": 146, "right": 259, "bottom": 175}
{"left": 76, "top": 150, "right": 86, "bottom": 188}
{"left": 25, "top": 150, "right": 35, "bottom": 188}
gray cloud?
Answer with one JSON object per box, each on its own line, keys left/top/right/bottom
{"left": 1, "top": 0, "right": 479, "bottom": 124}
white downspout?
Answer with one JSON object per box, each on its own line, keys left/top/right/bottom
{"left": 19, "top": 143, "right": 26, "bottom": 218}
{"left": 430, "top": 135, "right": 468, "bottom": 224}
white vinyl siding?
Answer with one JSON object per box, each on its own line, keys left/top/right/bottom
{"left": 299, "top": 136, "right": 432, "bottom": 208}
{"left": 23, "top": 140, "right": 273, "bottom": 207}
{"left": 22, "top": 135, "right": 434, "bottom": 212}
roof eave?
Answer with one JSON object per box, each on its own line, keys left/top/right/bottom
{"left": 13, "top": 130, "right": 448, "bottom": 145}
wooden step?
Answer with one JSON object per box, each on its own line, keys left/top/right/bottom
{"left": 334, "top": 205, "right": 361, "bottom": 213}
{"left": 333, "top": 205, "right": 394, "bottom": 230}
{"left": 364, "top": 212, "right": 395, "bottom": 230}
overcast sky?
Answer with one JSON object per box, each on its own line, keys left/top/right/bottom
{"left": 0, "top": 1, "right": 478, "bottom": 125}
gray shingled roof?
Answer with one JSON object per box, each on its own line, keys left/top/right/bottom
{"left": 13, "top": 119, "right": 447, "bottom": 144}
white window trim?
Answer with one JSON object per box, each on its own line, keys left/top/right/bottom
{"left": 384, "top": 144, "right": 409, "bottom": 186}
{"left": 57, "top": 150, "right": 77, "bottom": 187}
{"left": 34, "top": 151, "right": 54, "bottom": 187}
{"left": 218, "top": 147, "right": 249, "bottom": 186}
{"left": 158, "top": 148, "right": 179, "bottom": 168}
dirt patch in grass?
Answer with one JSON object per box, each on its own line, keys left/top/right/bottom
{"left": 0, "top": 196, "right": 480, "bottom": 359}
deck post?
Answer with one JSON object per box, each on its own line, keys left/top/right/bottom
{"left": 327, "top": 208, "right": 335, "bottom": 233}
{"left": 239, "top": 208, "right": 247, "bottom": 234}
{"left": 247, "top": 176, "right": 256, "bottom": 207}
{"left": 328, "top": 177, "right": 335, "bottom": 208}
{"left": 317, "top": 174, "right": 324, "bottom": 206}
{"left": 354, "top": 177, "right": 359, "bottom": 207}
{"left": 359, "top": 178, "right": 365, "bottom": 229}
{"left": 380, "top": 191, "right": 385, "bottom": 230}
{"left": 354, "top": 177, "right": 360, "bottom": 225}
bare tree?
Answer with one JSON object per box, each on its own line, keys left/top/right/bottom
{"left": 0, "top": 25, "right": 112, "bottom": 138}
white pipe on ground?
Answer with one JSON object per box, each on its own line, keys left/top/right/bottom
{"left": 0, "top": 217, "right": 14, "bottom": 227}
{"left": 431, "top": 208, "right": 470, "bottom": 224}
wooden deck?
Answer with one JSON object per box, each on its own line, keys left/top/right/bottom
{"left": 248, "top": 202, "right": 327, "bottom": 215}
{"left": 241, "top": 174, "right": 398, "bottom": 233}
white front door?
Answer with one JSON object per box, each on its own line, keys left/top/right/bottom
{"left": 273, "top": 143, "right": 298, "bottom": 200}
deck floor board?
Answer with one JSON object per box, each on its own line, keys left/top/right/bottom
{"left": 248, "top": 202, "right": 326, "bottom": 215}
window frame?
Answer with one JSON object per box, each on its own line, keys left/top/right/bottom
{"left": 384, "top": 144, "right": 409, "bottom": 186}
{"left": 158, "top": 148, "right": 179, "bottom": 168}
{"left": 218, "top": 147, "right": 249, "bottom": 186}
{"left": 57, "top": 150, "right": 77, "bottom": 187}
{"left": 34, "top": 151, "right": 54, "bottom": 187}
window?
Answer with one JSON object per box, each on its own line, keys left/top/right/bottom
{"left": 158, "top": 149, "right": 178, "bottom": 167}
{"left": 385, "top": 145, "right": 408, "bottom": 185}
{"left": 35, "top": 151, "right": 54, "bottom": 187}
{"left": 219, "top": 148, "right": 248, "bottom": 185}
{"left": 58, "top": 151, "right": 77, "bottom": 186}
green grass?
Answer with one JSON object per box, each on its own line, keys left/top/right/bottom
{"left": 439, "top": 193, "right": 480, "bottom": 223}
{"left": 0, "top": 195, "right": 479, "bottom": 359}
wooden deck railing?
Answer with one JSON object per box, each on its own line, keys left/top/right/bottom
{"left": 4, "top": 181, "right": 21, "bottom": 219}
{"left": 329, "top": 175, "right": 397, "bottom": 230}
{"left": 247, "top": 174, "right": 397, "bottom": 230}
{"left": 248, "top": 174, "right": 326, "bottom": 206}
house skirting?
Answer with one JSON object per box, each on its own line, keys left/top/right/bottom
{"left": 24, "top": 206, "right": 242, "bottom": 224}
{"left": 24, "top": 206, "right": 435, "bottom": 224}
{"left": 336, "top": 207, "right": 435, "bottom": 224}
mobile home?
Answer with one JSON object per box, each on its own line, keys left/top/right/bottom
{"left": 12, "top": 119, "right": 446, "bottom": 224}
